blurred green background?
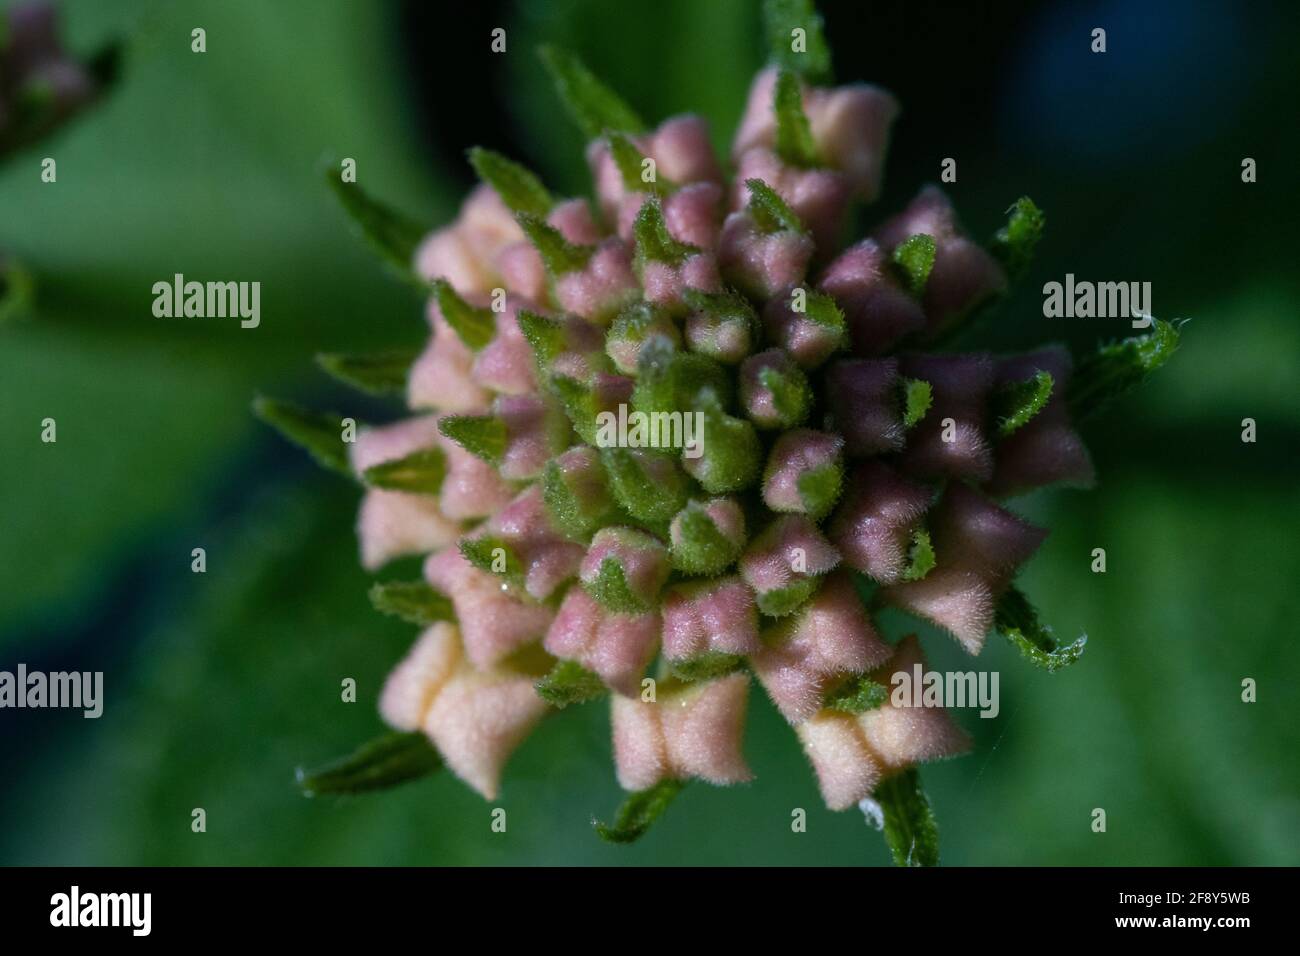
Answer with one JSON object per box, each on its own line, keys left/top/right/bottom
{"left": 1, "top": 0, "right": 1297, "bottom": 865}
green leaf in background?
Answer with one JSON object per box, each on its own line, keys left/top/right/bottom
{"left": 467, "top": 146, "right": 554, "bottom": 217}
{"left": 324, "top": 164, "right": 428, "bottom": 285}
{"left": 431, "top": 278, "right": 495, "bottom": 351}
{"left": 362, "top": 447, "right": 446, "bottom": 496}
{"left": 901, "top": 526, "right": 935, "bottom": 581}
{"left": 823, "top": 674, "right": 888, "bottom": 714}
{"left": 315, "top": 348, "right": 418, "bottom": 396}
{"left": 892, "top": 233, "right": 937, "bottom": 297}
{"left": 0, "top": 257, "right": 34, "bottom": 323}
{"left": 296, "top": 731, "right": 441, "bottom": 797}
{"left": 593, "top": 779, "right": 686, "bottom": 844}
{"left": 633, "top": 196, "right": 698, "bottom": 268}
{"left": 763, "top": 0, "right": 832, "bottom": 83}
{"left": 369, "top": 580, "right": 455, "bottom": 626}
{"left": 745, "top": 177, "right": 806, "bottom": 234}
{"left": 900, "top": 377, "right": 932, "bottom": 429}
{"left": 536, "top": 660, "right": 607, "bottom": 709}
{"left": 1068, "top": 319, "right": 1182, "bottom": 422}
{"left": 516, "top": 212, "right": 595, "bottom": 276}
{"left": 538, "top": 45, "right": 645, "bottom": 140}
{"left": 990, "top": 196, "right": 1045, "bottom": 282}
{"left": 438, "top": 413, "right": 508, "bottom": 465}
{"left": 670, "top": 651, "right": 746, "bottom": 682}
{"left": 996, "top": 585, "right": 1087, "bottom": 672}
{"left": 993, "top": 370, "right": 1054, "bottom": 438}
{"left": 875, "top": 768, "right": 940, "bottom": 867}
{"left": 252, "top": 396, "right": 355, "bottom": 477}
{"left": 773, "top": 69, "right": 819, "bottom": 167}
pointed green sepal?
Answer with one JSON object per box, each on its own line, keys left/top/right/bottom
{"left": 516, "top": 212, "right": 594, "bottom": 276}
{"left": 542, "top": 453, "right": 619, "bottom": 540}
{"left": 745, "top": 178, "right": 806, "bottom": 234}
{"left": 607, "top": 131, "right": 669, "bottom": 194}
{"left": 756, "top": 579, "right": 819, "bottom": 617}
{"left": 296, "top": 731, "right": 441, "bottom": 797}
{"left": 539, "top": 45, "right": 645, "bottom": 140}
{"left": 632, "top": 335, "right": 731, "bottom": 416}
{"left": 536, "top": 660, "right": 608, "bottom": 708}
{"left": 458, "top": 535, "right": 526, "bottom": 590}
{"left": 996, "top": 586, "right": 1087, "bottom": 672}
{"left": 685, "top": 396, "right": 762, "bottom": 494}
{"left": 593, "top": 779, "right": 686, "bottom": 844}
{"left": 796, "top": 461, "right": 844, "bottom": 521}
{"left": 362, "top": 447, "right": 447, "bottom": 496}
{"left": 368, "top": 580, "right": 455, "bottom": 626}
{"left": 901, "top": 526, "right": 935, "bottom": 582}
{"left": 763, "top": 0, "right": 832, "bottom": 83}
{"left": 874, "top": 768, "right": 940, "bottom": 867}
{"left": 757, "top": 364, "right": 812, "bottom": 428}
{"left": 993, "top": 369, "right": 1054, "bottom": 438}
{"left": 633, "top": 196, "right": 699, "bottom": 270}
{"left": 324, "top": 165, "right": 427, "bottom": 285}
{"left": 773, "top": 69, "right": 819, "bottom": 167}
{"left": 1067, "top": 318, "right": 1181, "bottom": 422}
{"left": 315, "top": 348, "right": 418, "bottom": 396}
{"left": 252, "top": 396, "right": 354, "bottom": 477}
{"left": 431, "top": 278, "right": 496, "bottom": 351}
{"left": 467, "top": 146, "right": 553, "bottom": 217}
{"left": 823, "top": 674, "right": 889, "bottom": 714}
{"left": 671, "top": 651, "right": 746, "bottom": 683}
{"left": 892, "top": 233, "right": 937, "bottom": 297}
{"left": 583, "top": 557, "right": 651, "bottom": 613}
{"left": 670, "top": 502, "right": 743, "bottom": 574}
{"left": 900, "top": 377, "right": 932, "bottom": 429}
{"left": 990, "top": 196, "right": 1045, "bottom": 282}
{"left": 437, "top": 414, "right": 507, "bottom": 465}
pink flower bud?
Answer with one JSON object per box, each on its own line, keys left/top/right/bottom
{"left": 753, "top": 570, "right": 892, "bottom": 722}
{"left": 732, "top": 148, "right": 852, "bottom": 251}
{"left": 588, "top": 115, "right": 723, "bottom": 229}
{"left": 825, "top": 358, "right": 905, "bottom": 456}
{"left": 408, "top": 300, "right": 492, "bottom": 412}
{"left": 718, "top": 208, "right": 815, "bottom": 300}
{"left": 544, "top": 586, "right": 660, "bottom": 696}
{"left": 761, "top": 429, "right": 844, "bottom": 515}
{"left": 423, "top": 547, "right": 553, "bottom": 669}
{"left": 797, "top": 634, "right": 970, "bottom": 810}
{"left": 740, "top": 515, "right": 840, "bottom": 614}
{"left": 828, "top": 462, "right": 933, "bottom": 584}
{"left": 662, "top": 576, "right": 760, "bottom": 661}
{"left": 479, "top": 484, "right": 584, "bottom": 600}
{"left": 760, "top": 294, "right": 838, "bottom": 368}
{"left": 580, "top": 527, "right": 671, "bottom": 608}
{"left": 663, "top": 182, "right": 725, "bottom": 249}
{"left": 898, "top": 353, "right": 996, "bottom": 482}
{"left": 379, "top": 622, "right": 548, "bottom": 800}
{"left": 433, "top": 416, "right": 514, "bottom": 520}
{"left": 471, "top": 304, "right": 539, "bottom": 396}
{"left": 495, "top": 393, "right": 569, "bottom": 481}
{"left": 873, "top": 186, "right": 1007, "bottom": 332}
{"left": 641, "top": 251, "right": 722, "bottom": 312}
{"left": 739, "top": 348, "right": 806, "bottom": 428}
{"left": 818, "top": 240, "right": 926, "bottom": 355}
{"left": 611, "top": 673, "right": 752, "bottom": 791}
{"left": 554, "top": 239, "right": 639, "bottom": 323}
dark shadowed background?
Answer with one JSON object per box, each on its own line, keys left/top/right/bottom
{"left": 1, "top": 0, "right": 1296, "bottom": 865}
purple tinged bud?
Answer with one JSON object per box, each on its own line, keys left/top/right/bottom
{"left": 754, "top": 570, "right": 892, "bottom": 723}
{"left": 818, "top": 240, "right": 927, "bottom": 356}
{"left": 873, "top": 186, "right": 1007, "bottom": 332}
{"left": 480, "top": 484, "right": 585, "bottom": 600}
{"left": 731, "top": 148, "right": 852, "bottom": 251}
{"left": 580, "top": 526, "right": 671, "bottom": 609}
{"left": 740, "top": 514, "right": 840, "bottom": 615}
{"left": 554, "top": 239, "right": 639, "bottom": 323}
{"left": 472, "top": 304, "right": 539, "bottom": 396}
{"left": 611, "top": 672, "right": 752, "bottom": 791}
{"left": 825, "top": 358, "right": 905, "bottom": 456}
{"left": 408, "top": 300, "right": 492, "bottom": 412}
{"left": 761, "top": 429, "right": 844, "bottom": 517}
{"left": 545, "top": 587, "right": 660, "bottom": 696}
{"left": 987, "top": 346, "right": 1095, "bottom": 497}
{"left": 828, "top": 462, "right": 933, "bottom": 584}
{"left": 739, "top": 349, "right": 809, "bottom": 429}
{"left": 432, "top": 415, "right": 514, "bottom": 520}
{"left": 717, "top": 209, "right": 814, "bottom": 301}
{"left": 762, "top": 292, "right": 843, "bottom": 368}
{"left": 898, "top": 353, "right": 996, "bottom": 482}
{"left": 662, "top": 576, "right": 760, "bottom": 662}
{"left": 494, "top": 393, "right": 570, "bottom": 481}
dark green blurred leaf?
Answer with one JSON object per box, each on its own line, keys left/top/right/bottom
{"left": 296, "top": 731, "right": 441, "bottom": 796}
{"left": 324, "top": 164, "right": 427, "bottom": 285}
{"left": 467, "top": 146, "right": 554, "bottom": 216}
{"left": 593, "top": 779, "right": 686, "bottom": 844}
{"left": 0, "top": 258, "right": 34, "bottom": 323}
